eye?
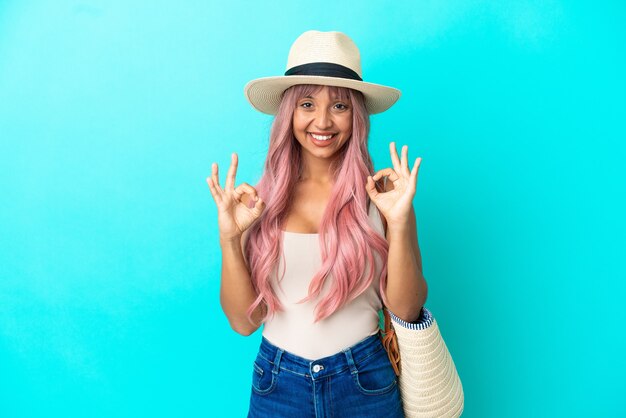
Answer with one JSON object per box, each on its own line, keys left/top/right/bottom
{"left": 334, "top": 103, "right": 349, "bottom": 110}
{"left": 299, "top": 101, "right": 313, "bottom": 109}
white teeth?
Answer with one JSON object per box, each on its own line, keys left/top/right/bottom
{"left": 310, "top": 133, "right": 334, "bottom": 141}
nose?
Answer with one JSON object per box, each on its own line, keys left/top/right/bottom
{"left": 314, "top": 107, "right": 333, "bottom": 130}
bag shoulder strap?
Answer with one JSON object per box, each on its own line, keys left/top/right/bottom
{"left": 380, "top": 307, "right": 401, "bottom": 376}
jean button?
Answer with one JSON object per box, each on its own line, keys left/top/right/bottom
{"left": 312, "top": 364, "right": 323, "bottom": 373}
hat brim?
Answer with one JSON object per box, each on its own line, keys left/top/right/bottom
{"left": 243, "top": 75, "right": 401, "bottom": 115}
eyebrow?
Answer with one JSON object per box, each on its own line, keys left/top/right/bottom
{"left": 303, "top": 95, "right": 343, "bottom": 100}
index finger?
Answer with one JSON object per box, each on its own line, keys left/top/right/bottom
{"left": 372, "top": 167, "right": 400, "bottom": 184}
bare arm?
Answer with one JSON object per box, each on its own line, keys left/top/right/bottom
{"left": 384, "top": 216, "right": 428, "bottom": 322}
{"left": 370, "top": 144, "right": 428, "bottom": 323}
{"left": 380, "top": 177, "right": 423, "bottom": 272}
{"left": 206, "top": 153, "right": 267, "bottom": 337}
{"left": 219, "top": 227, "right": 266, "bottom": 336}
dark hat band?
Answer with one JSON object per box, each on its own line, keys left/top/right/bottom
{"left": 284, "top": 62, "right": 363, "bottom": 81}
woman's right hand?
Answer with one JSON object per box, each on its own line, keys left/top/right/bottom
{"left": 206, "top": 152, "right": 265, "bottom": 242}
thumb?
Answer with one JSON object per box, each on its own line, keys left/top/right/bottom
{"left": 365, "top": 176, "right": 378, "bottom": 198}
{"left": 251, "top": 196, "right": 265, "bottom": 217}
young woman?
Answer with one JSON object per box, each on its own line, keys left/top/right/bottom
{"left": 207, "top": 30, "right": 429, "bottom": 417}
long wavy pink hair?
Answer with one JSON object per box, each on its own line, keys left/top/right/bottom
{"left": 244, "top": 84, "right": 390, "bottom": 325}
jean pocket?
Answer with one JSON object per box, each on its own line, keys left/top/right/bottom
{"left": 352, "top": 346, "right": 398, "bottom": 396}
{"left": 251, "top": 354, "right": 278, "bottom": 395}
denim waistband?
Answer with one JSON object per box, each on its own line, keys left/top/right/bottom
{"left": 257, "top": 331, "right": 385, "bottom": 380}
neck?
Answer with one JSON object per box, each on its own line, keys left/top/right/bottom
{"left": 299, "top": 154, "right": 338, "bottom": 185}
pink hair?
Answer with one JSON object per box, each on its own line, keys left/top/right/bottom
{"left": 244, "top": 84, "right": 390, "bottom": 324}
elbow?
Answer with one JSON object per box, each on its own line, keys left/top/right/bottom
{"left": 389, "top": 293, "right": 428, "bottom": 323}
{"left": 220, "top": 300, "right": 261, "bottom": 336}
{"left": 230, "top": 319, "right": 260, "bottom": 337}
{"left": 393, "top": 306, "right": 424, "bottom": 323}
{"left": 385, "top": 272, "right": 428, "bottom": 323}
{"left": 233, "top": 325, "right": 257, "bottom": 336}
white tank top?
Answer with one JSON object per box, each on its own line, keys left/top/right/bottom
{"left": 261, "top": 201, "right": 385, "bottom": 360}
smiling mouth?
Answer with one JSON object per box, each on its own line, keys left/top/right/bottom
{"left": 308, "top": 132, "right": 337, "bottom": 141}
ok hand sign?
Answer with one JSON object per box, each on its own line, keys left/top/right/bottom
{"left": 365, "top": 142, "right": 421, "bottom": 228}
{"left": 206, "top": 153, "right": 265, "bottom": 241}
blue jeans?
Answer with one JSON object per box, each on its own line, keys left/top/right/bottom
{"left": 247, "top": 331, "right": 405, "bottom": 418}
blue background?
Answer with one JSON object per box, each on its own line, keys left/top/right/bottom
{"left": 1, "top": 1, "right": 624, "bottom": 417}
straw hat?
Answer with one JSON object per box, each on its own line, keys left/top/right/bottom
{"left": 243, "top": 30, "right": 401, "bottom": 115}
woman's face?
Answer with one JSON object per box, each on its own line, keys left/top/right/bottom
{"left": 292, "top": 85, "right": 353, "bottom": 161}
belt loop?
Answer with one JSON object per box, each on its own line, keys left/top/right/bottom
{"left": 343, "top": 347, "right": 358, "bottom": 374}
{"left": 272, "top": 348, "right": 283, "bottom": 375}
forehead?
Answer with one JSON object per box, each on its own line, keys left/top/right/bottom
{"left": 299, "top": 85, "right": 350, "bottom": 100}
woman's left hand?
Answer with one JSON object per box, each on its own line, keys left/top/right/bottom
{"left": 365, "top": 142, "right": 422, "bottom": 228}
